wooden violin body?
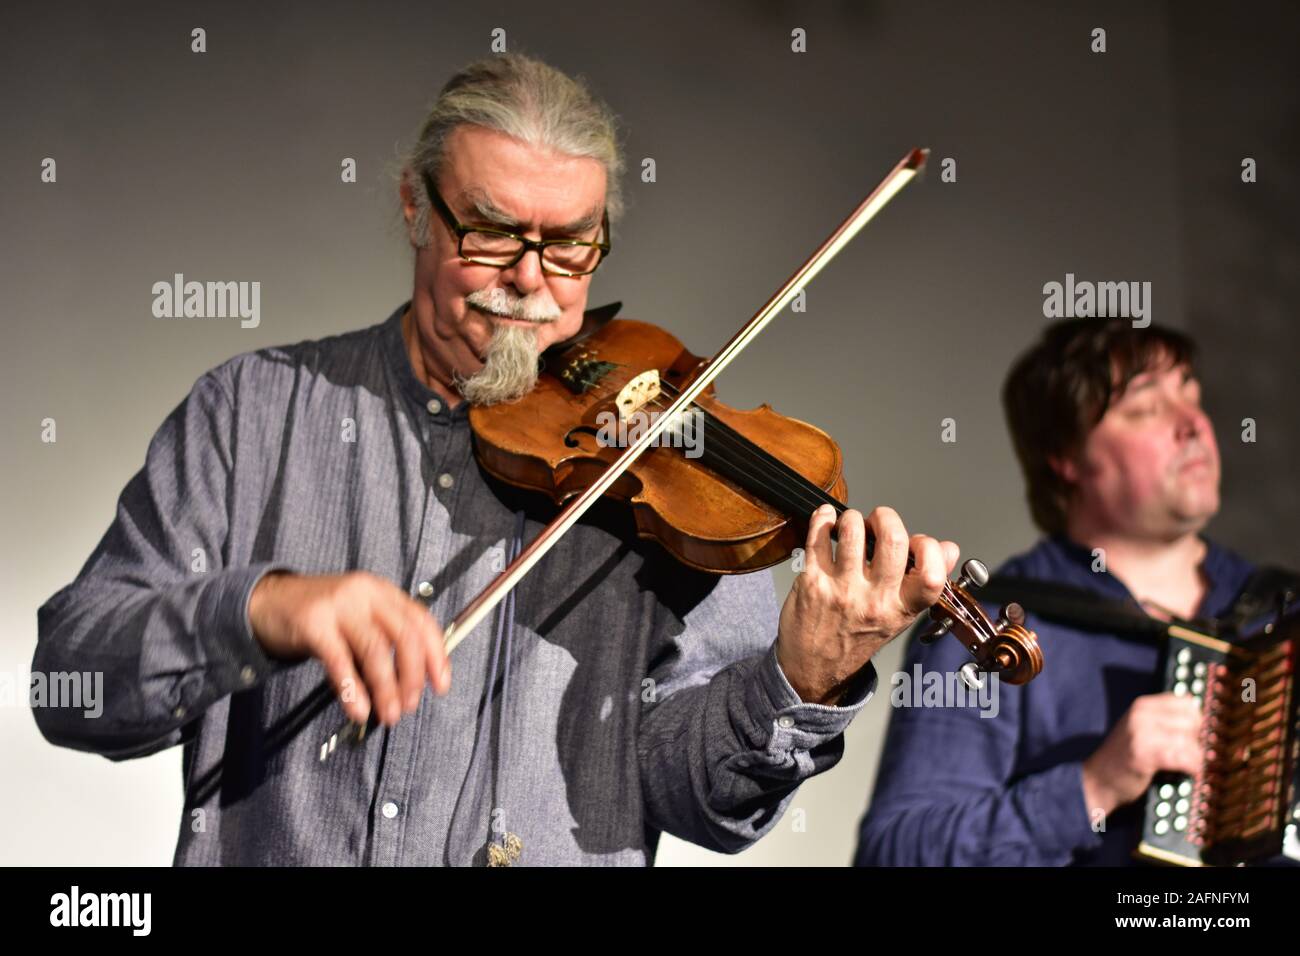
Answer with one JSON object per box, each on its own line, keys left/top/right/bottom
{"left": 471, "top": 314, "right": 1043, "bottom": 686}
{"left": 471, "top": 318, "right": 848, "bottom": 574}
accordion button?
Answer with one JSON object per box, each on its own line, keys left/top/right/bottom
{"left": 1178, "top": 780, "right": 1192, "bottom": 797}
{"left": 1177, "top": 648, "right": 1192, "bottom": 664}
{"left": 1176, "top": 665, "right": 1190, "bottom": 681}
{"left": 1176, "top": 799, "right": 1190, "bottom": 814}
{"left": 1159, "top": 784, "right": 1175, "bottom": 800}
{"left": 1155, "top": 819, "right": 1170, "bottom": 835}
{"left": 1156, "top": 801, "right": 1172, "bottom": 817}
{"left": 1174, "top": 682, "right": 1188, "bottom": 695}
{"left": 1174, "top": 815, "right": 1188, "bottom": 831}
{"left": 1194, "top": 661, "right": 1207, "bottom": 677}
{"left": 1192, "top": 679, "right": 1205, "bottom": 695}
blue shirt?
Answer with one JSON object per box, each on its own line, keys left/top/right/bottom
{"left": 854, "top": 533, "right": 1255, "bottom": 866}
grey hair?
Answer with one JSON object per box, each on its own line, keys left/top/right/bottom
{"left": 395, "top": 52, "right": 625, "bottom": 250}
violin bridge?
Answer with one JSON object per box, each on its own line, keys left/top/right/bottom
{"left": 615, "top": 369, "right": 661, "bottom": 420}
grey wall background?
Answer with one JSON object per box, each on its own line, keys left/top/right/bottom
{"left": 1, "top": 0, "right": 1294, "bottom": 866}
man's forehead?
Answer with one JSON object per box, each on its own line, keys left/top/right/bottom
{"left": 438, "top": 125, "right": 606, "bottom": 228}
{"left": 1118, "top": 357, "right": 1193, "bottom": 388}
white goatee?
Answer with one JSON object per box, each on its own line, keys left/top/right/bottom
{"left": 454, "top": 321, "right": 543, "bottom": 406}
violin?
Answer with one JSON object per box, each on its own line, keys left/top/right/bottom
{"left": 318, "top": 148, "right": 1041, "bottom": 760}
{"left": 471, "top": 313, "right": 1044, "bottom": 688}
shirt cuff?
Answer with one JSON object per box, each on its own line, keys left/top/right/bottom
{"left": 196, "top": 562, "right": 297, "bottom": 690}
{"left": 750, "top": 639, "right": 876, "bottom": 746}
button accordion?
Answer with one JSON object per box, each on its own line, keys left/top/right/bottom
{"left": 1137, "top": 601, "right": 1300, "bottom": 866}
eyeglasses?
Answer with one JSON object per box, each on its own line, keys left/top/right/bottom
{"left": 422, "top": 171, "right": 611, "bottom": 277}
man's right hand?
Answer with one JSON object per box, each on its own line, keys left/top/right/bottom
{"left": 1081, "top": 692, "right": 1203, "bottom": 818}
{"left": 248, "top": 571, "right": 450, "bottom": 727}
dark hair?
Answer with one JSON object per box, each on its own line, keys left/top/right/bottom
{"left": 1001, "top": 318, "right": 1198, "bottom": 535}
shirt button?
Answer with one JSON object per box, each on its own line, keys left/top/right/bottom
{"left": 426, "top": 398, "right": 442, "bottom": 415}
{"left": 777, "top": 715, "right": 795, "bottom": 729}
{"left": 437, "top": 472, "right": 454, "bottom": 489}
{"left": 382, "top": 801, "right": 399, "bottom": 819}
{"left": 239, "top": 665, "right": 256, "bottom": 685}
{"left": 173, "top": 705, "right": 187, "bottom": 719}
{"left": 417, "top": 580, "right": 434, "bottom": 598}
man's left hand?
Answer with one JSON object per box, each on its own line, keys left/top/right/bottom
{"left": 776, "top": 504, "right": 959, "bottom": 705}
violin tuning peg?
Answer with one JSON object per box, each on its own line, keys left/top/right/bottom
{"left": 919, "top": 616, "right": 953, "bottom": 645}
{"left": 997, "top": 602, "right": 1026, "bottom": 630}
{"left": 957, "top": 558, "right": 989, "bottom": 591}
{"left": 958, "top": 661, "right": 986, "bottom": 692}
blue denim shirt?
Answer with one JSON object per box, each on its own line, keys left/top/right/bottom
{"left": 854, "top": 533, "right": 1255, "bottom": 866}
{"left": 33, "top": 300, "right": 875, "bottom": 866}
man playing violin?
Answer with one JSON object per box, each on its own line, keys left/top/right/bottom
{"left": 35, "top": 53, "right": 958, "bottom": 865}
{"left": 856, "top": 317, "right": 1274, "bottom": 866}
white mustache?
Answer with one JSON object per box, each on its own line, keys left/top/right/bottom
{"left": 467, "top": 294, "right": 559, "bottom": 324}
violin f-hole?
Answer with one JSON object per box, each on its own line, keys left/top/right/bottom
{"left": 563, "top": 424, "right": 602, "bottom": 449}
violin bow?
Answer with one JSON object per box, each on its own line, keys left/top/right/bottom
{"left": 320, "top": 148, "right": 929, "bottom": 756}
{"left": 443, "top": 148, "right": 928, "bottom": 653}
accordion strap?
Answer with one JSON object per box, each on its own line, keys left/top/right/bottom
{"left": 977, "top": 576, "right": 1171, "bottom": 641}
{"left": 1223, "top": 565, "right": 1300, "bottom": 632}
{"left": 978, "top": 564, "right": 1300, "bottom": 643}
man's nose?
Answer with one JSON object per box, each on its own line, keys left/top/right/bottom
{"left": 499, "top": 247, "right": 546, "bottom": 295}
{"left": 1174, "top": 400, "right": 1208, "bottom": 441}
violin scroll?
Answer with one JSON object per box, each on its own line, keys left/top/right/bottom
{"left": 920, "top": 558, "right": 1044, "bottom": 686}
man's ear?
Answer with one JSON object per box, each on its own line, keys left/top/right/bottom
{"left": 1047, "top": 451, "right": 1079, "bottom": 484}
{"left": 398, "top": 169, "right": 422, "bottom": 246}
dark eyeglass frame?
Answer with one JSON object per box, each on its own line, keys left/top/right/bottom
{"left": 422, "top": 170, "right": 611, "bottom": 277}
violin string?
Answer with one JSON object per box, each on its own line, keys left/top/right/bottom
{"left": 663, "top": 385, "right": 998, "bottom": 643}
{"left": 650, "top": 380, "right": 843, "bottom": 514}
{"left": 647, "top": 380, "right": 928, "bottom": 560}
{"left": 613, "top": 382, "right": 988, "bottom": 638}
{"left": 620, "top": 379, "right": 997, "bottom": 642}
